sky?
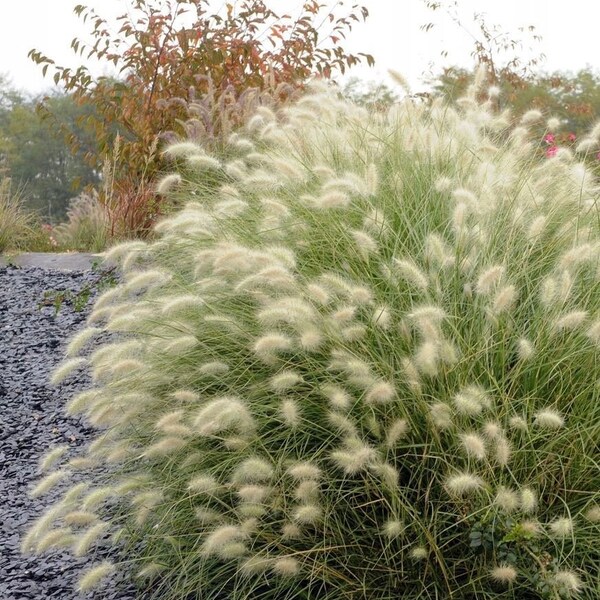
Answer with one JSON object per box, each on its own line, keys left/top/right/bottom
{"left": 1, "top": 0, "right": 599, "bottom": 96}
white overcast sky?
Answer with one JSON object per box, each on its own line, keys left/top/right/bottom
{"left": 1, "top": 0, "right": 599, "bottom": 95}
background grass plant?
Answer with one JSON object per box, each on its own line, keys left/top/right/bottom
{"left": 25, "top": 73, "right": 600, "bottom": 599}
{"left": 0, "top": 178, "right": 53, "bottom": 252}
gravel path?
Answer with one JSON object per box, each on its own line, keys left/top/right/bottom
{"left": 0, "top": 265, "right": 141, "bottom": 600}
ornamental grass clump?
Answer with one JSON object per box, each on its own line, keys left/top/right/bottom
{"left": 25, "top": 75, "right": 600, "bottom": 599}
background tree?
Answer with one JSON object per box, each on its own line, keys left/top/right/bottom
{"left": 0, "top": 76, "right": 98, "bottom": 221}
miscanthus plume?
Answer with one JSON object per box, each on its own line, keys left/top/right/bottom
{"left": 28, "top": 73, "right": 600, "bottom": 600}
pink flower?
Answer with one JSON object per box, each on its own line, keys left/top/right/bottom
{"left": 546, "top": 145, "right": 558, "bottom": 158}
{"left": 544, "top": 133, "right": 555, "bottom": 144}
{"left": 596, "top": 151, "right": 600, "bottom": 161}
{"left": 568, "top": 132, "right": 577, "bottom": 143}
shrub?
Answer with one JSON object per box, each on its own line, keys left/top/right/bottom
{"left": 25, "top": 74, "right": 600, "bottom": 599}
{"left": 30, "top": 0, "right": 372, "bottom": 236}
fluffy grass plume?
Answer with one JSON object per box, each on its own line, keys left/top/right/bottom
{"left": 28, "top": 75, "right": 600, "bottom": 599}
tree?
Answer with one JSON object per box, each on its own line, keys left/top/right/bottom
{"left": 0, "top": 78, "right": 98, "bottom": 221}
{"left": 421, "top": 0, "right": 545, "bottom": 89}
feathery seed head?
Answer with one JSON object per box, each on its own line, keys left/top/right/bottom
{"left": 321, "top": 384, "right": 352, "bottom": 410}
{"left": 163, "top": 141, "right": 203, "bottom": 158}
{"left": 144, "top": 436, "right": 186, "bottom": 457}
{"left": 171, "top": 389, "right": 200, "bottom": 402}
{"left": 123, "top": 269, "right": 171, "bottom": 293}
{"left": 317, "top": 190, "right": 351, "bottom": 209}
{"left": 194, "top": 397, "right": 255, "bottom": 437}
{"left": 491, "top": 284, "right": 518, "bottom": 315}
{"left": 350, "top": 229, "right": 379, "bottom": 260}
{"left": 77, "top": 561, "right": 114, "bottom": 592}
{"left": 272, "top": 557, "right": 300, "bottom": 577}
{"left": 553, "top": 310, "right": 587, "bottom": 332}
{"left": 66, "top": 328, "right": 102, "bottom": 357}
{"left": 237, "top": 485, "right": 271, "bottom": 504}
{"left": 293, "top": 504, "right": 322, "bottom": 525}
{"left": 187, "top": 154, "right": 221, "bottom": 170}
{"left": 327, "top": 412, "right": 358, "bottom": 436}
{"left": 156, "top": 173, "right": 182, "bottom": 195}
{"left": 549, "top": 517, "right": 573, "bottom": 537}
{"left": 434, "top": 177, "right": 453, "bottom": 193}
{"left": 385, "top": 419, "right": 409, "bottom": 448}
{"left": 270, "top": 370, "right": 303, "bottom": 392}
{"left": 253, "top": 333, "right": 293, "bottom": 357}
{"left": 194, "top": 507, "right": 222, "bottom": 525}
{"left": 36, "top": 528, "right": 75, "bottom": 553}
{"left": 187, "top": 475, "right": 221, "bottom": 495}
{"left": 294, "top": 480, "right": 320, "bottom": 502}
{"left": 476, "top": 265, "right": 504, "bottom": 295}
{"left": 198, "top": 361, "right": 229, "bottom": 376}
{"left": 490, "top": 565, "right": 517, "bottom": 585}
{"left": 31, "top": 470, "right": 70, "bottom": 498}
{"left": 453, "top": 385, "right": 489, "bottom": 416}
{"left": 370, "top": 462, "right": 398, "bottom": 488}
{"left": 393, "top": 258, "right": 429, "bottom": 290}
{"left": 136, "top": 563, "right": 166, "bottom": 580}
{"left": 430, "top": 403, "right": 452, "bottom": 429}
{"left": 371, "top": 306, "right": 392, "bottom": 330}
{"left": 280, "top": 399, "right": 300, "bottom": 428}
{"left": 365, "top": 381, "right": 396, "bottom": 404}
{"left": 459, "top": 433, "right": 486, "bottom": 460}
{"left": 155, "top": 410, "right": 185, "bottom": 431}
{"left": 299, "top": 328, "right": 323, "bottom": 351}
{"left": 281, "top": 523, "right": 302, "bottom": 540}
{"left": 494, "top": 436, "right": 511, "bottom": 467}
{"left": 240, "top": 554, "right": 272, "bottom": 576}
{"left": 452, "top": 188, "right": 478, "bottom": 206}
{"left": 409, "top": 546, "right": 428, "bottom": 560}
{"left": 163, "top": 335, "right": 197, "bottom": 355}
{"left": 202, "top": 525, "right": 247, "bottom": 558}
{"left": 81, "top": 487, "right": 114, "bottom": 511}
{"left": 231, "top": 458, "right": 274, "bottom": 484}
{"left": 51, "top": 358, "right": 87, "bottom": 386}
{"left": 382, "top": 519, "right": 406, "bottom": 539}
{"left": 547, "top": 117, "right": 560, "bottom": 130}
{"left": 287, "top": 462, "right": 322, "bottom": 481}
{"left": 161, "top": 295, "right": 205, "bottom": 315}
{"left": 584, "top": 505, "right": 600, "bottom": 522}
{"left": 521, "top": 109, "right": 542, "bottom": 124}
{"left": 482, "top": 421, "right": 502, "bottom": 439}
{"left": 576, "top": 138, "right": 597, "bottom": 153}
{"left": 520, "top": 488, "right": 537, "bottom": 513}
{"left": 517, "top": 338, "right": 535, "bottom": 361}
{"left": 414, "top": 341, "right": 439, "bottom": 376}
{"left": 534, "top": 408, "right": 564, "bottom": 429}
{"left": 64, "top": 511, "right": 99, "bottom": 527}
{"left": 527, "top": 215, "right": 546, "bottom": 241}
{"left": 445, "top": 472, "right": 484, "bottom": 496}
{"left": 39, "top": 446, "right": 69, "bottom": 473}
{"left": 552, "top": 570, "right": 583, "bottom": 595}
{"left": 509, "top": 415, "right": 528, "bottom": 431}
{"left": 520, "top": 520, "right": 541, "bottom": 537}
{"left": 494, "top": 487, "right": 520, "bottom": 513}
{"left": 331, "top": 305, "right": 357, "bottom": 323}
{"left": 330, "top": 438, "right": 377, "bottom": 474}
{"left": 73, "top": 522, "right": 110, "bottom": 557}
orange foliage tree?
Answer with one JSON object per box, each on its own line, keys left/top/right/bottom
{"left": 30, "top": 0, "right": 373, "bottom": 236}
